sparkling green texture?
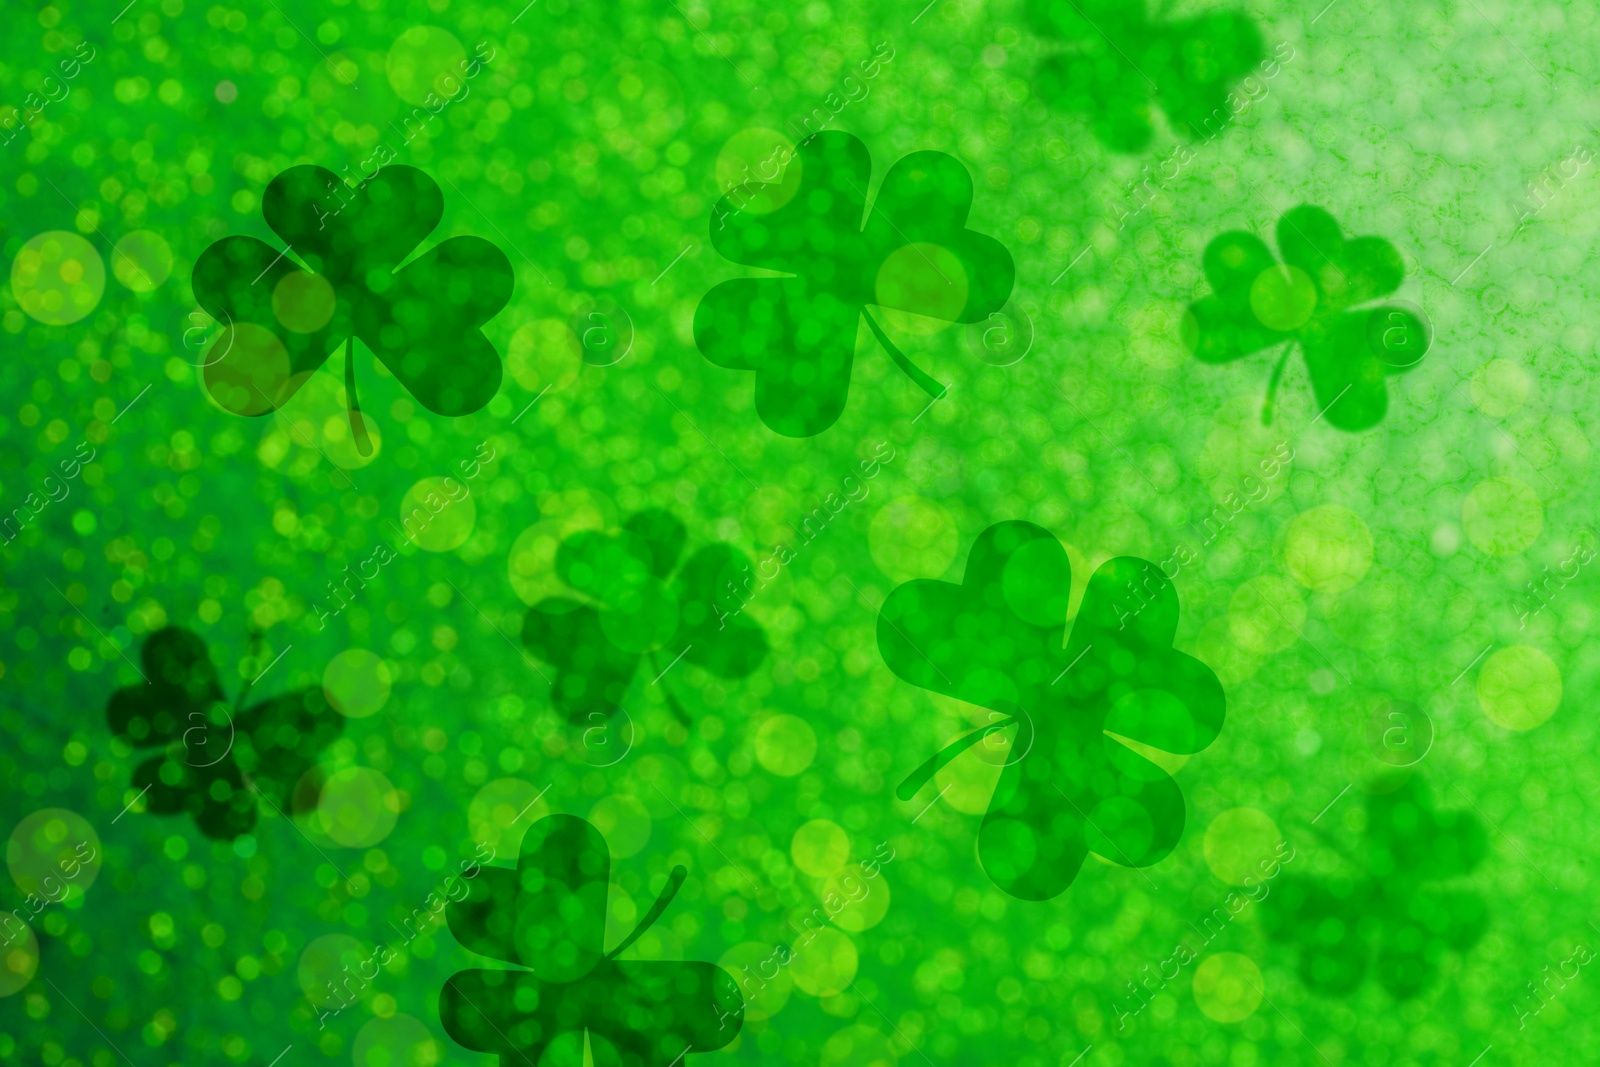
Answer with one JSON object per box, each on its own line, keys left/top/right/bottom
{"left": 2, "top": 1, "right": 1598, "bottom": 1066}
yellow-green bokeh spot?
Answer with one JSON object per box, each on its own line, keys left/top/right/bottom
{"left": 352, "top": 1014, "right": 443, "bottom": 1067}
{"left": 111, "top": 230, "right": 174, "bottom": 292}
{"left": 823, "top": 864, "right": 891, "bottom": 933}
{"left": 1462, "top": 477, "right": 1543, "bottom": 556}
{"left": 588, "top": 795, "right": 651, "bottom": 859}
{"left": 791, "top": 819, "right": 851, "bottom": 878}
{"left": 0, "top": 923, "right": 39, "bottom": 997}
{"left": 755, "top": 714, "right": 818, "bottom": 777}
{"left": 272, "top": 270, "right": 337, "bottom": 334}
{"left": 399, "top": 476, "right": 477, "bottom": 552}
{"left": 1249, "top": 264, "right": 1317, "bottom": 331}
{"left": 1203, "top": 807, "right": 1283, "bottom": 886}
{"left": 322, "top": 649, "right": 393, "bottom": 719}
{"left": 716, "top": 127, "right": 803, "bottom": 215}
{"left": 298, "top": 932, "right": 370, "bottom": 1007}
{"left": 719, "top": 941, "right": 794, "bottom": 1022}
{"left": 315, "top": 767, "right": 401, "bottom": 848}
{"left": 820, "top": 1025, "right": 897, "bottom": 1067}
{"left": 1477, "top": 645, "right": 1561, "bottom": 731}
{"left": 256, "top": 366, "right": 383, "bottom": 470}
{"left": 468, "top": 778, "right": 550, "bottom": 860}
{"left": 1227, "top": 575, "right": 1304, "bottom": 655}
{"left": 386, "top": 26, "right": 468, "bottom": 106}
{"left": 789, "top": 927, "right": 858, "bottom": 997}
{"left": 1470, "top": 358, "right": 1530, "bottom": 417}
{"left": 869, "top": 496, "right": 959, "bottom": 584}
{"left": 1192, "top": 953, "right": 1264, "bottom": 1023}
{"left": 875, "top": 242, "right": 969, "bottom": 335}
{"left": 7, "top": 808, "right": 102, "bottom": 905}
{"left": 1280, "top": 505, "right": 1374, "bottom": 594}
{"left": 11, "top": 230, "right": 105, "bottom": 325}
{"left": 507, "top": 318, "right": 584, "bottom": 396}
{"left": 507, "top": 493, "right": 615, "bottom": 606}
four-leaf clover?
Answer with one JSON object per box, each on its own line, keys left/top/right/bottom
{"left": 522, "top": 510, "right": 767, "bottom": 724}
{"left": 1183, "top": 205, "right": 1431, "bottom": 431}
{"left": 879, "top": 521, "right": 1225, "bottom": 900}
{"left": 695, "top": 131, "right": 1015, "bottom": 437}
{"left": 1262, "top": 777, "right": 1487, "bottom": 999}
{"left": 106, "top": 628, "right": 342, "bottom": 841}
{"left": 193, "top": 164, "right": 513, "bottom": 454}
{"left": 440, "top": 813, "right": 743, "bottom": 1065}
{"left": 1028, "top": 0, "right": 1263, "bottom": 152}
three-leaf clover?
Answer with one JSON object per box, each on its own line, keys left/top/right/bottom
{"left": 1027, "top": 0, "right": 1263, "bottom": 152}
{"left": 193, "top": 164, "right": 513, "bottom": 455}
{"left": 106, "top": 628, "right": 342, "bottom": 841}
{"left": 694, "top": 131, "right": 1015, "bottom": 437}
{"left": 1183, "top": 205, "right": 1432, "bottom": 431}
{"left": 522, "top": 510, "right": 767, "bottom": 725}
{"left": 879, "top": 521, "right": 1224, "bottom": 900}
{"left": 1262, "top": 777, "right": 1487, "bottom": 999}
{"left": 440, "top": 813, "right": 743, "bottom": 1066}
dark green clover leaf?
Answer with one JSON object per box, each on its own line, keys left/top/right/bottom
{"left": 441, "top": 814, "right": 743, "bottom": 1066}
{"left": 1263, "top": 777, "right": 1487, "bottom": 999}
{"left": 106, "top": 627, "right": 341, "bottom": 841}
{"left": 694, "top": 131, "right": 1015, "bottom": 437}
{"left": 522, "top": 509, "right": 767, "bottom": 724}
{"left": 1027, "top": 0, "right": 1263, "bottom": 152}
{"left": 1183, "top": 204, "right": 1431, "bottom": 431}
{"left": 880, "top": 521, "right": 1224, "bottom": 900}
{"left": 192, "top": 164, "right": 513, "bottom": 455}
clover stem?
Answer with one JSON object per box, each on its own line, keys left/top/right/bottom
{"left": 344, "top": 336, "right": 373, "bottom": 457}
{"left": 895, "top": 715, "right": 1018, "bottom": 802}
{"left": 649, "top": 651, "right": 693, "bottom": 728}
{"left": 1260, "top": 340, "right": 1295, "bottom": 426}
{"left": 861, "top": 307, "right": 947, "bottom": 401}
{"left": 606, "top": 864, "right": 687, "bottom": 960}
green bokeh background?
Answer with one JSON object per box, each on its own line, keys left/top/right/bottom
{"left": 2, "top": 0, "right": 1597, "bottom": 1064}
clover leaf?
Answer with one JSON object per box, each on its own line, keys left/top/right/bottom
{"left": 440, "top": 813, "right": 743, "bottom": 1066}
{"left": 105, "top": 627, "right": 342, "bottom": 841}
{"left": 1263, "top": 777, "right": 1486, "bottom": 999}
{"left": 192, "top": 164, "right": 513, "bottom": 455}
{"left": 522, "top": 509, "right": 767, "bottom": 724}
{"left": 1027, "top": 0, "right": 1263, "bottom": 152}
{"left": 1183, "top": 204, "right": 1431, "bottom": 431}
{"left": 879, "top": 521, "right": 1224, "bottom": 900}
{"left": 694, "top": 131, "right": 1015, "bottom": 437}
